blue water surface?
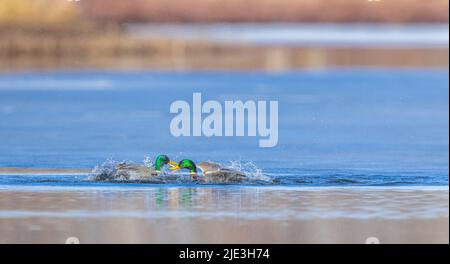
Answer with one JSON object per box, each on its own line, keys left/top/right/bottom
{"left": 0, "top": 69, "right": 448, "bottom": 187}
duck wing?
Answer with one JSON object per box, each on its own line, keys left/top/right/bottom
{"left": 115, "top": 162, "right": 158, "bottom": 177}
{"left": 218, "top": 167, "right": 246, "bottom": 177}
{"left": 198, "top": 162, "right": 247, "bottom": 182}
{"left": 197, "top": 162, "right": 222, "bottom": 171}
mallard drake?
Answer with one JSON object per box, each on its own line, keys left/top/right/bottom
{"left": 114, "top": 154, "right": 177, "bottom": 179}
{"left": 170, "top": 159, "right": 247, "bottom": 183}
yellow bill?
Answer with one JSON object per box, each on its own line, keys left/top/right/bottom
{"left": 169, "top": 165, "right": 180, "bottom": 171}
{"left": 168, "top": 161, "right": 178, "bottom": 168}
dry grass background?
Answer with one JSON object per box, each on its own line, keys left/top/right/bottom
{"left": 0, "top": 0, "right": 448, "bottom": 26}
{"left": 82, "top": 0, "right": 448, "bottom": 23}
{"left": 0, "top": 0, "right": 79, "bottom": 26}
{"left": 0, "top": 0, "right": 448, "bottom": 70}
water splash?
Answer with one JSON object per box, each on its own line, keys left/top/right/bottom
{"left": 89, "top": 158, "right": 124, "bottom": 181}
{"left": 227, "top": 161, "right": 272, "bottom": 183}
{"left": 89, "top": 158, "right": 158, "bottom": 182}
{"left": 88, "top": 158, "right": 271, "bottom": 184}
{"left": 86, "top": 159, "right": 447, "bottom": 187}
{"left": 142, "top": 156, "right": 154, "bottom": 168}
{"left": 88, "top": 158, "right": 202, "bottom": 183}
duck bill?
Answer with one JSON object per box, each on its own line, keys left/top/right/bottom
{"left": 168, "top": 161, "right": 178, "bottom": 168}
{"left": 169, "top": 165, "right": 180, "bottom": 171}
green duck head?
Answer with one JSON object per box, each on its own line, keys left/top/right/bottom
{"left": 154, "top": 154, "right": 177, "bottom": 172}
{"left": 170, "top": 159, "right": 198, "bottom": 178}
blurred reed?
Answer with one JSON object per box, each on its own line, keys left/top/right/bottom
{"left": 82, "top": 0, "right": 449, "bottom": 23}
{"left": 0, "top": 0, "right": 448, "bottom": 71}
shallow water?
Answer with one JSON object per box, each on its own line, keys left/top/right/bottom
{"left": 0, "top": 186, "right": 447, "bottom": 220}
{"left": 0, "top": 185, "right": 448, "bottom": 243}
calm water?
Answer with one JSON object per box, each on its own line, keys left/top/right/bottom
{"left": 0, "top": 69, "right": 448, "bottom": 187}
{"left": 0, "top": 186, "right": 447, "bottom": 220}
{"left": 0, "top": 185, "right": 447, "bottom": 243}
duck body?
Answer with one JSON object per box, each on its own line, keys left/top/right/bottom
{"left": 92, "top": 162, "right": 158, "bottom": 181}
{"left": 114, "top": 162, "right": 159, "bottom": 179}
{"left": 197, "top": 162, "right": 247, "bottom": 183}
{"left": 93, "top": 154, "right": 176, "bottom": 181}
{"left": 171, "top": 160, "right": 248, "bottom": 183}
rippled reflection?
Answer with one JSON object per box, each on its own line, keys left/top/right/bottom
{"left": 0, "top": 186, "right": 448, "bottom": 243}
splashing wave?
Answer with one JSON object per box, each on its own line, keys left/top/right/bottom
{"left": 88, "top": 158, "right": 272, "bottom": 184}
